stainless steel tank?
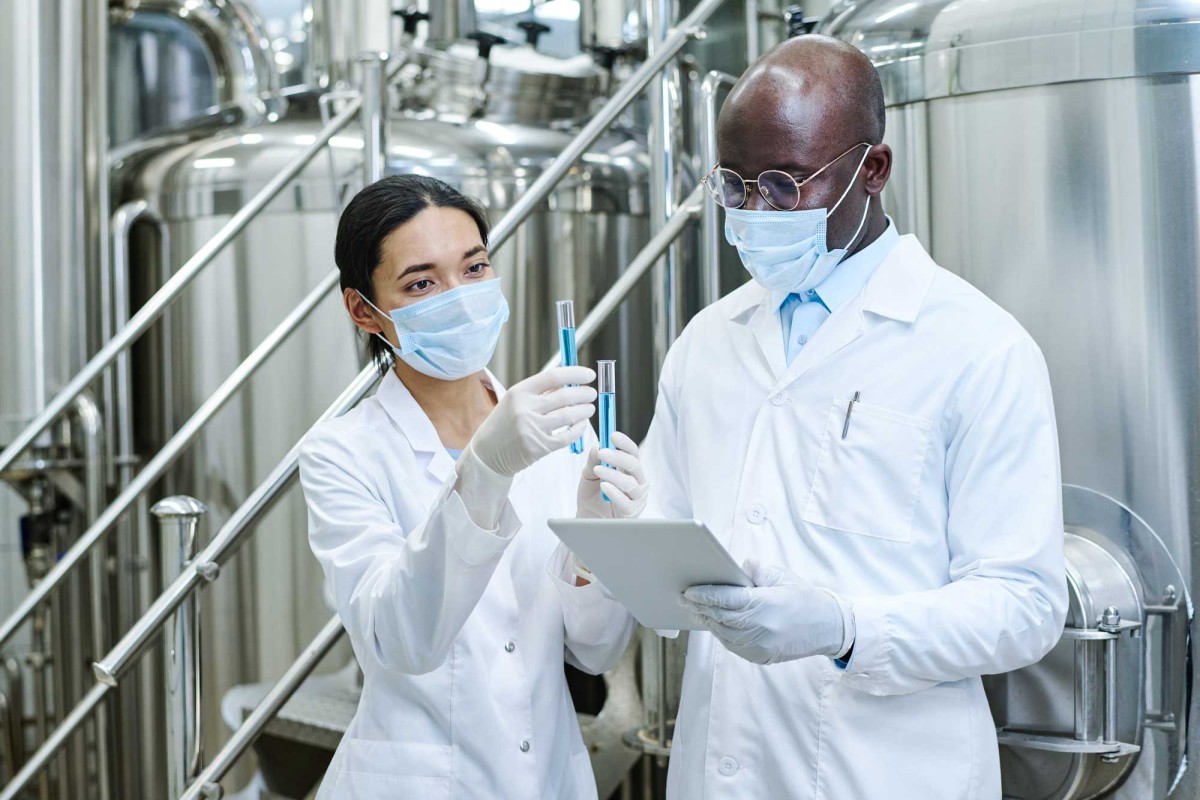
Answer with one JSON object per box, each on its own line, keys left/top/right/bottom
{"left": 823, "top": 2, "right": 1200, "bottom": 797}
{"left": 110, "top": 37, "right": 651, "bottom": 787}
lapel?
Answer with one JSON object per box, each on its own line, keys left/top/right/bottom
{"left": 376, "top": 369, "right": 510, "bottom": 486}
{"left": 732, "top": 234, "right": 937, "bottom": 393}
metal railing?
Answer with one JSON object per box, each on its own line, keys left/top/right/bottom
{"left": 0, "top": 0, "right": 728, "bottom": 793}
{"left": 0, "top": 91, "right": 366, "bottom": 654}
{"left": 0, "top": 96, "right": 363, "bottom": 481}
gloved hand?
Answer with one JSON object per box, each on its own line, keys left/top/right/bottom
{"left": 576, "top": 431, "right": 650, "bottom": 519}
{"left": 680, "top": 561, "right": 852, "bottom": 665}
{"left": 470, "top": 366, "right": 596, "bottom": 477}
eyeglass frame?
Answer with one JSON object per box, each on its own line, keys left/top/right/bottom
{"left": 701, "top": 141, "right": 874, "bottom": 211}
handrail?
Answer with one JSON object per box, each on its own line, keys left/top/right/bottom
{"left": 179, "top": 616, "right": 346, "bottom": 800}
{"left": 0, "top": 272, "right": 339, "bottom": 650}
{"left": 0, "top": 96, "right": 362, "bottom": 481}
{"left": 487, "top": 0, "right": 724, "bottom": 252}
{"left": 0, "top": 366, "right": 383, "bottom": 800}
{"left": 179, "top": 191, "right": 706, "bottom": 799}
{"left": 699, "top": 71, "right": 738, "bottom": 307}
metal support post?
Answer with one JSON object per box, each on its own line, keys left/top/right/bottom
{"left": 359, "top": 52, "right": 389, "bottom": 186}
{"left": 646, "top": 0, "right": 682, "bottom": 372}
{"left": 151, "top": 497, "right": 207, "bottom": 799}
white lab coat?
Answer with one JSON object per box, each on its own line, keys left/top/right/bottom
{"left": 642, "top": 235, "right": 1067, "bottom": 800}
{"left": 299, "top": 369, "right": 635, "bottom": 800}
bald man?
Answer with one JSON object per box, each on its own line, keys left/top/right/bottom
{"left": 640, "top": 36, "right": 1067, "bottom": 798}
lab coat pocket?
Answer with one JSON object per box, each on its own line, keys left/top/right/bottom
{"left": 803, "top": 397, "right": 932, "bottom": 542}
{"left": 330, "top": 738, "right": 453, "bottom": 799}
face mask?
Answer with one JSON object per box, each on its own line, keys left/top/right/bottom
{"left": 359, "top": 279, "right": 510, "bottom": 380}
{"left": 724, "top": 145, "right": 872, "bottom": 295}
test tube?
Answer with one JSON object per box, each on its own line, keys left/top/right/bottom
{"left": 598, "top": 360, "right": 616, "bottom": 503}
{"left": 557, "top": 300, "right": 585, "bottom": 455}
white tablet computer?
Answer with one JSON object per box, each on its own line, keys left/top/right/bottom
{"left": 546, "top": 518, "right": 752, "bottom": 630}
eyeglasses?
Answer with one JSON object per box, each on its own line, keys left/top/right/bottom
{"left": 702, "top": 142, "right": 872, "bottom": 211}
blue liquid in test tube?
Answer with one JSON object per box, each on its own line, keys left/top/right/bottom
{"left": 598, "top": 360, "right": 616, "bottom": 503}
{"left": 556, "top": 300, "right": 585, "bottom": 455}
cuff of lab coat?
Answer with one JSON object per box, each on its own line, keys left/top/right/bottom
{"left": 824, "top": 590, "right": 856, "bottom": 662}
{"left": 547, "top": 543, "right": 615, "bottom": 601}
{"left": 443, "top": 485, "right": 521, "bottom": 567}
{"left": 838, "top": 595, "right": 889, "bottom": 694}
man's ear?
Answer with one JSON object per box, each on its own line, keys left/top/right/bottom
{"left": 864, "top": 143, "right": 892, "bottom": 196}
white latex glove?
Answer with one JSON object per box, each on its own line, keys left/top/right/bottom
{"left": 470, "top": 366, "right": 597, "bottom": 477}
{"left": 679, "top": 560, "right": 853, "bottom": 665}
{"left": 576, "top": 431, "right": 650, "bottom": 520}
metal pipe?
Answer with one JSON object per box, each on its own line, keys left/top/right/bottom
{"left": 111, "top": 201, "right": 167, "bottom": 800}
{"left": 699, "top": 72, "right": 737, "bottom": 307}
{"left": 28, "top": 610, "right": 49, "bottom": 800}
{"left": 0, "top": 683, "right": 108, "bottom": 800}
{"left": 487, "top": 0, "right": 725, "bottom": 253}
{"left": 73, "top": 392, "right": 114, "bottom": 800}
{"left": 94, "top": 365, "right": 383, "bottom": 685}
{"left": 0, "top": 271, "right": 341, "bottom": 651}
{"left": 542, "top": 185, "right": 705, "bottom": 372}
{"left": 0, "top": 97, "right": 362, "bottom": 482}
{"left": 151, "top": 498, "right": 207, "bottom": 799}
{"left": 358, "top": 52, "right": 389, "bottom": 186}
{"left": 179, "top": 616, "right": 346, "bottom": 799}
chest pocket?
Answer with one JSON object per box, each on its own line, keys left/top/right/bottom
{"left": 803, "top": 397, "right": 932, "bottom": 543}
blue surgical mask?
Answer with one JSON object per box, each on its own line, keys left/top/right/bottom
{"left": 359, "top": 279, "right": 510, "bottom": 380}
{"left": 724, "top": 146, "right": 872, "bottom": 295}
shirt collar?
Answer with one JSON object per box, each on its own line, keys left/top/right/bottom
{"left": 377, "top": 368, "right": 505, "bottom": 456}
{"left": 768, "top": 216, "right": 901, "bottom": 313}
{"left": 728, "top": 230, "right": 936, "bottom": 326}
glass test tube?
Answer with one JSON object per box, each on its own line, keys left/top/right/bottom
{"left": 557, "top": 301, "right": 585, "bottom": 454}
{"left": 598, "top": 360, "right": 616, "bottom": 503}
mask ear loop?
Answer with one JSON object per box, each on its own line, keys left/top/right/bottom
{"left": 826, "top": 144, "right": 874, "bottom": 251}
{"left": 356, "top": 289, "right": 402, "bottom": 355}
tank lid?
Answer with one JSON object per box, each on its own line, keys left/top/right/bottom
{"left": 820, "top": 0, "right": 1200, "bottom": 104}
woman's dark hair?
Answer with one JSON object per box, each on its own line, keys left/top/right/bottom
{"left": 335, "top": 174, "right": 490, "bottom": 371}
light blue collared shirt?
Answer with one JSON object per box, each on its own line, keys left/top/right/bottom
{"left": 777, "top": 217, "right": 900, "bottom": 364}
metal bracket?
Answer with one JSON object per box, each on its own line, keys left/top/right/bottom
{"left": 1000, "top": 609, "right": 1143, "bottom": 764}
{"left": 996, "top": 730, "right": 1140, "bottom": 758}
{"left": 194, "top": 561, "right": 220, "bottom": 582}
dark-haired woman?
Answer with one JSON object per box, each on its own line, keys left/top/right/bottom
{"left": 299, "top": 175, "right": 643, "bottom": 799}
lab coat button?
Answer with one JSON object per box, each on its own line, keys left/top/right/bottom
{"left": 505, "top": 641, "right": 516, "bottom": 653}
{"left": 520, "top": 740, "right": 531, "bottom": 753}
{"left": 718, "top": 757, "right": 739, "bottom": 776}
{"left": 746, "top": 505, "right": 766, "bottom": 524}
{"left": 770, "top": 393, "right": 787, "bottom": 407}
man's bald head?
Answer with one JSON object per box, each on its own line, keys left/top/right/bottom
{"left": 715, "top": 35, "right": 893, "bottom": 256}
{"left": 723, "top": 35, "right": 886, "bottom": 149}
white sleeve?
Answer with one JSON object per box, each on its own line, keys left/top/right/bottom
{"left": 300, "top": 432, "right": 521, "bottom": 676}
{"left": 840, "top": 335, "right": 1068, "bottom": 695}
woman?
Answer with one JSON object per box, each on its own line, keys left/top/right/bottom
{"left": 299, "top": 175, "right": 644, "bottom": 799}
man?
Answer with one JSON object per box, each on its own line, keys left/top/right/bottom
{"left": 640, "top": 35, "right": 1067, "bottom": 799}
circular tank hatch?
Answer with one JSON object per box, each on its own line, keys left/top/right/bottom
{"left": 985, "top": 485, "right": 1191, "bottom": 799}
